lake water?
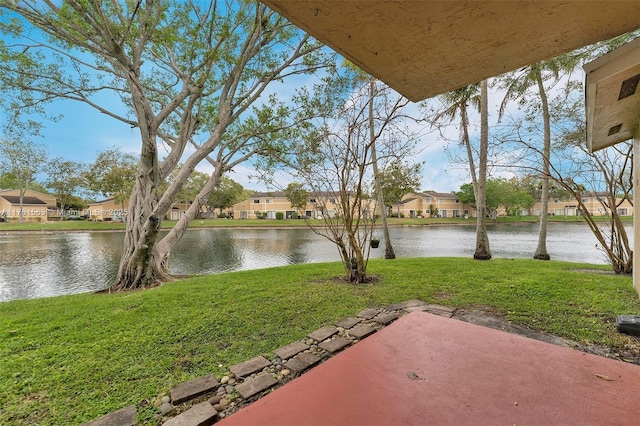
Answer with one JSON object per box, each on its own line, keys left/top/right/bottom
{"left": 0, "top": 222, "right": 629, "bottom": 302}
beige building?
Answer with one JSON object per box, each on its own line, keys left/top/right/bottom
{"left": 87, "top": 198, "right": 128, "bottom": 221}
{"left": 87, "top": 198, "right": 204, "bottom": 222}
{"left": 0, "top": 189, "right": 58, "bottom": 222}
{"left": 394, "top": 191, "right": 474, "bottom": 219}
{"left": 166, "top": 202, "right": 195, "bottom": 221}
{"left": 532, "top": 193, "right": 634, "bottom": 217}
{"left": 231, "top": 191, "right": 376, "bottom": 220}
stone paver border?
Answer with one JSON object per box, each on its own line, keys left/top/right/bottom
{"left": 83, "top": 300, "right": 454, "bottom": 426}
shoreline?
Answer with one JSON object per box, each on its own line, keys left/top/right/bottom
{"left": 0, "top": 217, "right": 605, "bottom": 235}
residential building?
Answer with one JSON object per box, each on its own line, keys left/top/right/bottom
{"left": 87, "top": 198, "right": 127, "bottom": 222}
{"left": 532, "top": 192, "right": 634, "bottom": 217}
{"left": 231, "top": 191, "right": 376, "bottom": 220}
{"left": 393, "top": 191, "right": 474, "bottom": 219}
{"left": 0, "top": 189, "right": 58, "bottom": 222}
{"left": 87, "top": 198, "right": 205, "bottom": 222}
{"left": 167, "top": 202, "right": 192, "bottom": 221}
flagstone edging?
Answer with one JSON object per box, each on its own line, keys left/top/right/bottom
{"left": 83, "top": 300, "right": 455, "bottom": 426}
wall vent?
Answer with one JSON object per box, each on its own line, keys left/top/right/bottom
{"left": 618, "top": 74, "right": 640, "bottom": 100}
{"left": 608, "top": 123, "right": 622, "bottom": 136}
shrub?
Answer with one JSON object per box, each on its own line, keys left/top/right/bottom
{"left": 276, "top": 211, "right": 284, "bottom": 220}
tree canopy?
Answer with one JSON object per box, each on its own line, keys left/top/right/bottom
{"left": 0, "top": 0, "right": 333, "bottom": 290}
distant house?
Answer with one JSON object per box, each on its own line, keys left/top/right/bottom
{"left": 393, "top": 191, "right": 474, "bottom": 219}
{"left": 231, "top": 191, "right": 374, "bottom": 220}
{"left": 87, "top": 198, "right": 203, "bottom": 222}
{"left": 87, "top": 198, "right": 127, "bottom": 222}
{"left": 532, "top": 192, "right": 634, "bottom": 217}
{"left": 0, "top": 189, "right": 58, "bottom": 222}
{"left": 166, "top": 202, "right": 191, "bottom": 221}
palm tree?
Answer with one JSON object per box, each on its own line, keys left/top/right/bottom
{"left": 499, "top": 54, "right": 583, "bottom": 260}
{"left": 434, "top": 81, "right": 492, "bottom": 260}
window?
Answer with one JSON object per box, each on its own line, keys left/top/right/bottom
{"left": 329, "top": 198, "right": 335, "bottom": 203}
{"left": 253, "top": 199, "right": 260, "bottom": 204}
{"left": 582, "top": 197, "right": 590, "bottom": 203}
{"left": 618, "top": 208, "right": 628, "bottom": 215}
{"left": 309, "top": 198, "right": 316, "bottom": 203}
{"left": 453, "top": 210, "right": 460, "bottom": 218}
{"left": 265, "top": 199, "right": 271, "bottom": 204}
{"left": 440, "top": 210, "right": 447, "bottom": 218}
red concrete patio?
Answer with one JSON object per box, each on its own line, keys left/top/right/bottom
{"left": 219, "top": 311, "right": 640, "bottom": 426}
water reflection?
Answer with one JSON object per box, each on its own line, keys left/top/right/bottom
{"left": 0, "top": 222, "right": 630, "bottom": 301}
{"left": 0, "top": 232, "right": 122, "bottom": 301}
{"left": 170, "top": 228, "right": 242, "bottom": 275}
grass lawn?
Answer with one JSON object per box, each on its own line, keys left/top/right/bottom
{"left": 1, "top": 258, "right": 639, "bottom": 424}
{"left": 1, "top": 214, "right": 629, "bottom": 232}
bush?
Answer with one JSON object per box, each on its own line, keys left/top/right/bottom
{"left": 276, "top": 212, "right": 284, "bottom": 220}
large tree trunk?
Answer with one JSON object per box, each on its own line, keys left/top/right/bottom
{"left": 111, "top": 106, "right": 170, "bottom": 290}
{"left": 474, "top": 80, "right": 492, "bottom": 260}
{"left": 534, "top": 71, "right": 551, "bottom": 260}
{"left": 154, "top": 171, "right": 222, "bottom": 275}
{"left": 112, "top": 182, "right": 168, "bottom": 291}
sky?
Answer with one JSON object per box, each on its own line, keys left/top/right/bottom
{"left": 2, "top": 82, "right": 524, "bottom": 195}
{"left": 0, "top": 6, "right": 591, "bottom": 197}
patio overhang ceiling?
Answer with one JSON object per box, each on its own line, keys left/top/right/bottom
{"left": 584, "top": 37, "right": 640, "bottom": 152}
{"left": 261, "top": 1, "right": 640, "bottom": 102}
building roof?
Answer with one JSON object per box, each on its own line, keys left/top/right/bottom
{"left": 251, "top": 191, "right": 287, "bottom": 198}
{"left": 250, "top": 191, "right": 349, "bottom": 198}
{"left": 399, "top": 197, "right": 418, "bottom": 205}
{"left": 0, "top": 195, "right": 47, "bottom": 205}
{"left": 418, "top": 191, "right": 459, "bottom": 199}
{"left": 88, "top": 198, "right": 115, "bottom": 205}
{"left": 262, "top": 1, "right": 640, "bottom": 101}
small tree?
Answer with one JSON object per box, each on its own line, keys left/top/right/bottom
{"left": 45, "top": 157, "right": 85, "bottom": 220}
{"left": 0, "top": 138, "right": 47, "bottom": 222}
{"left": 83, "top": 148, "right": 137, "bottom": 214}
{"left": 283, "top": 124, "right": 379, "bottom": 282}
{"left": 208, "top": 177, "right": 245, "bottom": 217}
{"left": 379, "top": 159, "right": 422, "bottom": 216}
{"left": 285, "top": 182, "right": 308, "bottom": 219}
{"left": 457, "top": 178, "right": 534, "bottom": 219}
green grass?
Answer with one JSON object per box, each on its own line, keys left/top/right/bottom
{"left": 1, "top": 258, "right": 639, "bottom": 424}
{"left": 2, "top": 214, "right": 630, "bottom": 232}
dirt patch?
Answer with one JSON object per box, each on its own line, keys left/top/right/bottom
{"left": 433, "top": 291, "right": 452, "bottom": 300}
{"left": 309, "top": 275, "right": 382, "bottom": 285}
{"left": 573, "top": 269, "right": 619, "bottom": 275}
{"left": 452, "top": 307, "right": 640, "bottom": 364}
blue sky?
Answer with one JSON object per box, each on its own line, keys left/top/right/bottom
{"left": 4, "top": 84, "right": 514, "bottom": 195}
{"left": 0, "top": 9, "right": 585, "bottom": 197}
{"left": 0, "top": 85, "right": 457, "bottom": 194}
